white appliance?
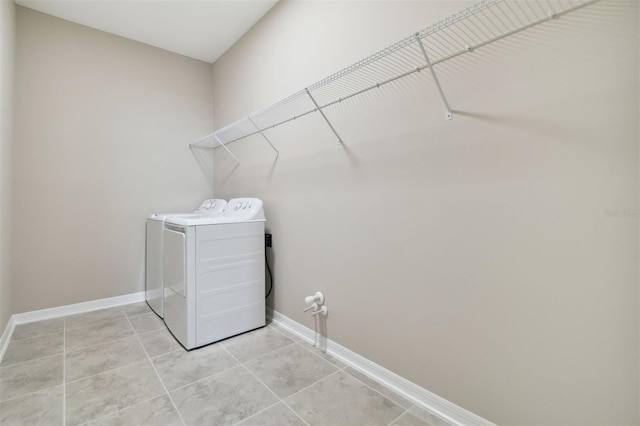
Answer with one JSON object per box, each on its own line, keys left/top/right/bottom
{"left": 146, "top": 199, "right": 227, "bottom": 318}
{"left": 162, "top": 198, "right": 266, "bottom": 350}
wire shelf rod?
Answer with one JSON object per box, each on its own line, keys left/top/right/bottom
{"left": 248, "top": 117, "right": 279, "bottom": 157}
{"left": 305, "top": 89, "right": 344, "bottom": 145}
{"left": 415, "top": 34, "right": 452, "bottom": 119}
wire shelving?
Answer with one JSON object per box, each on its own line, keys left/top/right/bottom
{"left": 191, "top": 0, "right": 598, "bottom": 161}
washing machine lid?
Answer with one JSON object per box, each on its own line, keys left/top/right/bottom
{"left": 147, "top": 199, "right": 227, "bottom": 220}
{"left": 164, "top": 198, "right": 265, "bottom": 226}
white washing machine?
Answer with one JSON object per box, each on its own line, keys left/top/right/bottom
{"left": 146, "top": 199, "right": 227, "bottom": 318}
{"left": 162, "top": 198, "right": 266, "bottom": 350}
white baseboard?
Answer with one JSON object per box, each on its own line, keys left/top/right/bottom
{"left": 11, "top": 291, "right": 146, "bottom": 325}
{"left": 0, "top": 291, "right": 146, "bottom": 363}
{"left": 267, "top": 308, "right": 494, "bottom": 426}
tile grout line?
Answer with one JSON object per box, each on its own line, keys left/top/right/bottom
{"left": 277, "top": 368, "right": 342, "bottom": 403}
{"left": 10, "top": 329, "right": 64, "bottom": 343}
{"left": 270, "top": 322, "right": 415, "bottom": 415}
{"left": 65, "top": 333, "right": 141, "bottom": 357}
{"left": 265, "top": 364, "right": 409, "bottom": 426}
{"left": 65, "top": 308, "right": 128, "bottom": 332}
{"left": 157, "top": 346, "right": 242, "bottom": 394}
{"left": 230, "top": 400, "right": 282, "bottom": 426}
{"left": 62, "top": 337, "right": 145, "bottom": 386}
{"left": 76, "top": 393, "right": 177, "bottom": 426}
{"left": 221, "top": 345, "right": 311, "bottom": 426}
{"left": 386, "top": 406, "right": 412, "bottom": 426}
{"left": 123, "top": 313, "right": 187, "bottom": 426}
{"left": 223, "top": 339, "right": 297, "bottom": 366}
{"left": 0, "top": 350, "right": 64, "bottom": 369}
{"left": 269, "top": 323, "right": 345, "bottom": 369}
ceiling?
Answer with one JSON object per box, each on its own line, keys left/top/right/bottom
{"left": 15, "top": 0, "right": 279, "bottom": 63}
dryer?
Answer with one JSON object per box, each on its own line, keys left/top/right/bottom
{"left": 146, "top": 199, "right": 227, "bottom": 318}
{"left": 162, "top": 198, "right": 266, "bottom": 349}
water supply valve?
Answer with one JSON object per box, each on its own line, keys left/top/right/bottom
{"left": 304, "top": 291, "right": 328, "bottom": 317}
{"left": 304, "top": 291, "right": 324, "bottom": 306}
{"left": 312, "top": 305, "right": 328, "bottom": 317}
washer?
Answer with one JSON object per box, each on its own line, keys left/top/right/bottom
{"left": 146, "top": 199, "right": 227, "bottom": 318}
{"left": 162, "top": 198, "right": 266, "bottom": 350}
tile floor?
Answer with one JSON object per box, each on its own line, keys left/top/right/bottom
{"left": 0, "top": 302, "right": 450, "bottom": 426}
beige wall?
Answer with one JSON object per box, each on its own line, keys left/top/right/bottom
{"left": 0, "top": 0, "right": 15, "bottom": 331}
{"left": 212, "top": 1, "right": 639, "bottom": 424}
{"left": 13, "top": 7, "right": 214, "bottom": 312}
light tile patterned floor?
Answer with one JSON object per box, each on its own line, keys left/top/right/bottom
{"left": 0, "top": 302, "right": 451, "bottom": 426}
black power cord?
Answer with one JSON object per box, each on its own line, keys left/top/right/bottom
{"left": 265, "top": 249, "right": 273, "bottom": 299}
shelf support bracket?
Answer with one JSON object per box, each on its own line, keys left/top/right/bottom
{"left": 415, "top": 33, "right": 452, "bottom": 120}
{"left": 248, "top": 117, "right": 279, "bottom": 158}
{"left": 214, "top": 133, "right": 240, "bottom": 165}
{"left": 305, "top": 88, "right": 343, "bottom": 145}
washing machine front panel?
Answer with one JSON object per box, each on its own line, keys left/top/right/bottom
{"left": 195, "top": 221, "right": 266, "bottom": 346}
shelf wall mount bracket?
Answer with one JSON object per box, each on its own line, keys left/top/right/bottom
{"left": 248, "top": 117, "right": 280, "bottom": 158}
{"left": 305, "top": 88, "right": 344, "bottom": 145}
{"left": 415, "top": 33, "right": 453, "bottom": 120}
{"left": 214, "top": 134, "right": 241, "bottom": 165}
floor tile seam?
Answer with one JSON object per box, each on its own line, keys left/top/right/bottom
{"left": 0, "top": 382, "right": 63, "bottom": 405}
{"left": 342, "top": 367, "right": 412, "bottom": 411}
{"left": 278, "top": 368, "right": 342, "bottom": 402}
{"left": 75, "top": 393, "right": 172, "bottom": 426}
{"left": 124, "top": 315, "right": 187, "bottom": 426}
{"left": 165, "top": 361, "right": 240, "bottom": 393}
{"left": 0, "top": 352, "right": 63, "bottom": 370}
{"left": 284, "top": 402, "right": 312, "bottom": 426}
{"left": 222, "top": 345, "right": 310, "bottom": 426}
{"left": 292, "top": 340, "right": 345, "bottom": 370}
{"left": 63, "top": 354, "right": 149, "bottom": 386}
{"left": 236, "top": 341, "right": 298, "bottom": 366}
{"left": 277, "top": 373, "right": 337, "bottom": 426}
{"left": 229, "top": 400, "right": 282, "bottom": 426}
{"left": 386, "top": 406, "right": 412, "bottom": 426}
{"left": 267, "top": 323, "right": 298, "bottom": 340}
{"left": 239, "top": 341, "right": 340, "bottom": 387}
{"left": 63, "top": 354, "right": 147, "bottom": 385}
{"left": 136, "top": 327, "right": 168, "bottom": 339}
{"left": 268, "top": 324, "right": 345, "bottom": 369}
{"left": 65, "top": 315, "right": 128, "bottom": 332}
{"left": 132, "top": 325, "right": 166, "bottom": 336}
{"left": 268, "top": 323, "right": 312, "bottom": 348}
{"left": 156, "top": 356, "right": 241, "bottom": 393}
{"left": 147, "top": 346, "right": 184, "bottom": 360}
{"left": 64, "top": 330, "right": 137, "bottom": 354}
{"left": 0, "top": 347, "right": 65, "bottom": 368}
{"left": 10, "top": 329, "right": 65, "bottom": 343}
{"left": 235, "top": 352, "right": 309, "bottom": 425}
{"left": 124, "top": 310, "right": 153, "bottom": 320}
{"left": 65, "top": 333, "right": 142, "bottom": 357}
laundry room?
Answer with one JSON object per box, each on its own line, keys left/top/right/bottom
{"left": 0, "top": 0, "right": 638, "bottom": 425}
